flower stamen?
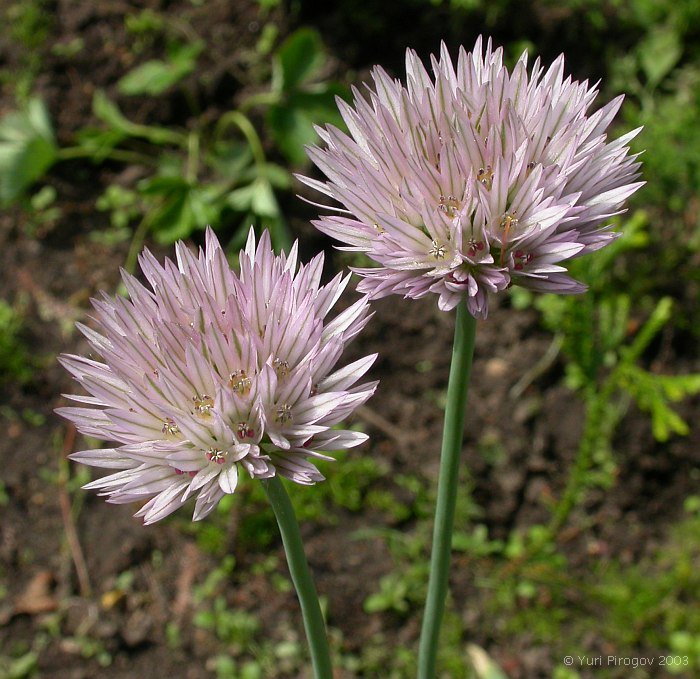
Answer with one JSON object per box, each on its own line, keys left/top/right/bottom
{"left": 193, "top": 394, "right": 214, "bottom": 417}
{"left": 275, "top": 404, "right": 293, "bottom": 424}
{"left": 438, "top": 195, "right": 460, "bottom": 217}
{"left": 499, "top": 211, "right": 518, "bottom": 266}
{"left": 229, "top": 370, "right": 252, "bottom": 395}
{"left": 476, "top": 166, "right": 493, "bottom": 189}
{"left": 237, "top": 422, "right": 255, "bottom": 440}
{"left": 467, "top": 238, "right": 485, "bottom": 257}
{"left": 513, "top": 250, "right": 533, "bottom": 271}
{"left": 429, "top": 240, "right": 447, "bottom": 260}
{"left": 206, "top": 448, "right": 226, "bottom": 464}
{"left": 273, "top": 358, "right": 290, "bottom": 379}
{"left": 161, "top": 418, "right": 180, "bottom": 436}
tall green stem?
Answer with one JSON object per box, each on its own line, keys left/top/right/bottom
{"left": 262, "top": 476, "right": 333, "bottom": 679}
{"left": 418, "top": 302, "right": 477, "bottom": 678}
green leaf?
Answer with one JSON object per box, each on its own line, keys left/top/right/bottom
{"left": 138, "top": 175, "right": 190, "bottom": 196}
{"left": 266, "top": 104, "right": 318, "bottom": 166}
{"left": 118, "top": 60, "right": 182, "bottom": 96}
{"left": 92, "top": 90, "right": 185, "bottom": 146}
{"left": 226, "top": 178, "right": 279, "bottom": 218}
{"left": 251, "top": 177, "right": 279, "bottom": 218}
{"left": 206, "top": 140, "right": 253, "bottom": 180}
{"left": 25, "top": 97, "right": 55, "bottom": 140}
{"left": 621, "top": 297, "right": 673, "bottom": 364}
{"left": 92, "top": 90, "right": 135, "bottom": 133}
{"left": 226, "top": 183, "right": 256, "bottom": 212}
{"left": 658, "top": 373, "right": 700, "bottom": 401}
{"left": 618, "top": 365, "right": 700, "bottom": 442}
{"left": 272, "top": 28, "right": 325, "bottom": 93}
{"left": 149, "top": 191, "right": 196, "bottom": 243}
{"left": 118, "top": 41, "right": 203, "bottom": 96}
{"left": 256, "top": 162, "right": 292, "bottom": 189}
{"left": 638, "top": 26, "right": 682, "bottom": 90}
{"left": 289, "top": 86, "right": 349, "bottom": 125}
{"left": 188, "top": 185, "right": 222, "bottom": 227}
{"left": 138, "top": 176, "right": 222, "bottom": 243}
{"left": 137, "top": 176, "right": 195, "bottom": 242}
{"left": 0, "top": 98, "right": 58, "bottom": 204}
{"left": 75, "top": 127, "right": 128, "bottom": 161}
{"left": 466, "top": 644, "right": 509, "bottom": 679}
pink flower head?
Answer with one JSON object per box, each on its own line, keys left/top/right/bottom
{"left": 58, "top": 229, "right": 377, "bottom": 524}
{"left": 302, "top": 38, "right": 643, "bottom": 318}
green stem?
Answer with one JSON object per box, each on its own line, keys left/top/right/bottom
{"left": 239, "top": 91, "right": 280, "bottom": 113}
{"left": 57, "top": 146, "right": 156, "bottom": 167}
{"left": 215, "top": 110, "right": 267, "bottom": 169}
{"left": 418, "top": 302, "right": 477, "bottom": 679}
{"left": 123, "top": 211, "right": 156, "bottom": 277}
{"left": 185, "top": 131, "right": 200, "bottom": 183}
{"left": 263, "top": 476, "right": 333, "bottom": 679}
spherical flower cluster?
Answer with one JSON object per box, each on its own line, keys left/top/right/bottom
{"left": 58, "top": 229, "right": 376, "bottom": 523}
{"left": 302, "top": 37, "right": 643, "bottom": 318}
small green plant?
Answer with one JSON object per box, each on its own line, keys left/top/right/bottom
{"left": 513, "top": 212, "right": 700, "bottom": 532}
{"left": 0, "top": 651, "right": 38, "bottom": 679}
{"left": 1, "top": 0, "right": 53, "bottom": 100}
{"left": 0, "top": 26, "right": 347, "bottom": 262}
{"left": 0, "top": 98, "right": 57, "bottom": 206}
{"left": 0, "top": 299, "right": 34, "bottom": 384}
{"left": 194, "top": 598, "right": 262, "bottom": 648}
{"left": 253, "top": 28, "right": 348, "bottom": 166}
{"left": 116, "top": 41, "right": 204, "bottom": 97}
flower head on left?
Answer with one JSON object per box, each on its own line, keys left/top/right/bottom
{"left": 57, "top": 228, "right": 377, "bottom": 524}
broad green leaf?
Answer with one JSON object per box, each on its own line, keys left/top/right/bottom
{"left": 227, "top": 179, "right": 280, "bottom": 218}
{"left": 638, "top": 26, "right": 681, "bottom": 90}
{"left": 256, "top": 162, "right": 291, "bottom": 189}
{"left": 266, "top": 104, "right": 318, "bottom": 166}
{"left": 136, "top": 176, "right": 203, "bottom": 243}
{"left": 92, "top": 90, "right": 185, "bottom": 146}
{"left": 0, "top": 98, "right": 58, "bottom": 204}
{"left": 272, "top": 28, "right": 325, "bottom": 93}
{"left": 92, "top": 90, "right": 135, "bottom": 133}
{"left": 226, "top": 183, "right": 256, "bottom": 212}
{"left": 289, "top": 86, "right": 349, "bottom": 125}
{"left": 188, "top": 185, "right": 222, "bottom": 226}
{"left": 26, "top": 97, "right": 55, "bottom": 140}
{"left": 206, "top": 140, "right": 253, "bottom": 180}
{"left": 168, "top": 40, "right": 204, "bottom": 68}
{"left": 118, "top": 42, "right": 203, "bottom": 96}
{"left": 149, "top": 191, "right": 195, "bottom": 243}
{"left": 251, "top": 178, "right": 279, "bottom": 218}
{"left": 118, "top": 60, "right": 183, "bottom": 96}
{"left": 155, "top": 152, "right": 186, "bottom": 177}
{"left": 264, "top": 213, "right": 291, "bottom": 253}
{"left": 138, "top": 175, "right": 190, "bottom": 196}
